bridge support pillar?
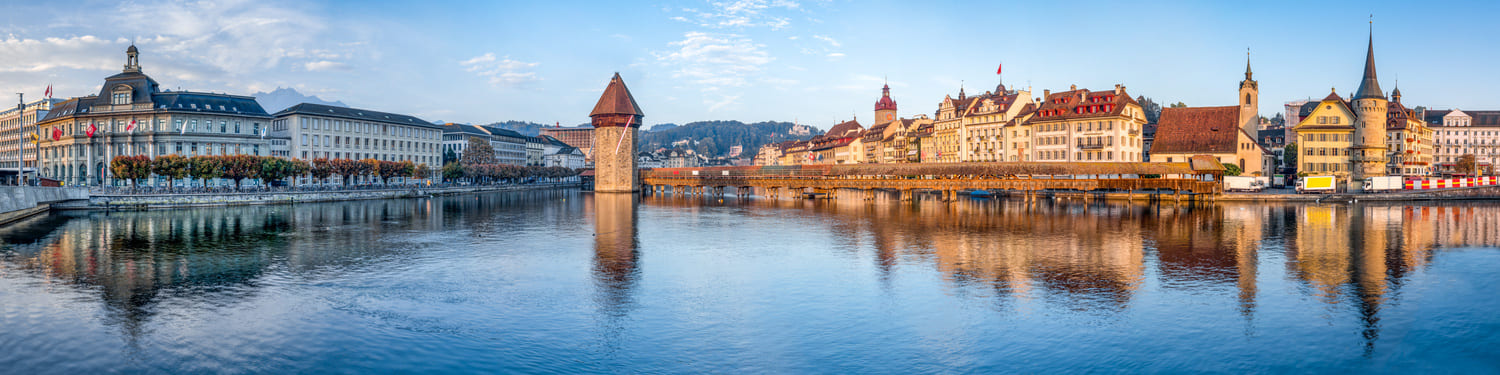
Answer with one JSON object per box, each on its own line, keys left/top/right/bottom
{"left": 899, "top": 189, "right": 912, "bottom": 201}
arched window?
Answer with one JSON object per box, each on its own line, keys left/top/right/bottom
{"left": 1245, "top": 93, "right": 1252, "bottom": 105}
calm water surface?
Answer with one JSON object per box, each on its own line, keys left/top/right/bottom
{"left": 2, "top": 189, "right": 1499, "bottom": 373}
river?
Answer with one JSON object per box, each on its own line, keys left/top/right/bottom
{"left": 2, "top": 189, "right": 1498, "bottom": 373}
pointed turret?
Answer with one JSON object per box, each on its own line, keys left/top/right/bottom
{"left": 1391, "top": 82, "right": 1402, "bottom": 103}
{"left": 589, "top": 72, "right": 644, "bottom": 121}
{"left": 1353, "top": 30, "right": 1384, "bottom": 100}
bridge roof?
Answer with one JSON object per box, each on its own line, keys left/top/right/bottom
{"left": 825, "top": 162, "right": 1198, "bottom": 177}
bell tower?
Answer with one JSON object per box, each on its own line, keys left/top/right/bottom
{"left": 589, "top": 73, "right": 644, "bottom": 193}
{"left": 1350, "top": 25, "right": 1389, "bottom": 186}
{"left": 1238, "top": 50, "right": 1259, "bottom": 136}
{"left": 874, "top": 84, "right": 897, "bottom": 124}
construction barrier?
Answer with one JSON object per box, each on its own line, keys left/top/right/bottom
{"left": 1405, "top": 177, "right": 1500, "bottom": 190}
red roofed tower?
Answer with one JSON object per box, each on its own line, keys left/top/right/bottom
{"left": 590, "top": 73, "right": 644, "bottom": 193}
{"left": 875, "top": 84, "right": 897, "bottom": 124}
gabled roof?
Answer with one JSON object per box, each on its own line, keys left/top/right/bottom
{"left": 275, "top": 103, "right": 436, "bottom": 128}
{"left": 1027, "top": 87, "right": 1137, "bottom": 123}
{"left": 589, "top": 73, "right": 644, "bottom": 118}
{"left": 1151, "top": 106, "right": 1243, "bottom": 154}
{"left": 825, "top": 119, "right": 863, "bottom": 138}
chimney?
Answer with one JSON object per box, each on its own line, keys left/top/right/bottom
{"left": 1070, "top": 84, "right": 1077, "bottom": 91}
{"left": 1043, "top": 89, "right": 1050, "bottom": 98}
{"left": 1114, "top": 84, "right": 1122, "bottom": 95}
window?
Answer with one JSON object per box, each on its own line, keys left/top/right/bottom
{"left": 301, "top": 118, "right": 308, "bottom": 129}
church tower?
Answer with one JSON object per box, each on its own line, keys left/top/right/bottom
{"left": 1238, "top": 51, "right": 1259, "bottom": 135}
{"left": 875, "top": 84, "right": 897, "bottom": 124}
{"left": 590, "top": 73, "right": 644, "bottom": 193}
{"left": 1350, "top": 26, "right": 1389, "bottom": 184}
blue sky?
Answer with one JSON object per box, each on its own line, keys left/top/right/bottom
{"left": 1, "top": 0, "right": 1497, "bottom": 129}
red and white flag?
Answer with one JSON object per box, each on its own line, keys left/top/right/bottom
{"left": 125, "top": 119, "right": 136, "bottom": 132}
{"left": 44, "top": 84, "right": 51, "bottom": 99}
{"left": 86, "top": 122, "right": 97, "bottom": 137}
{"left": 996, "top": 63, "right": 1002, "bottom": 75}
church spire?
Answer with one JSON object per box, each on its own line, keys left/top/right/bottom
{"left": 1353, "top": 19, "right": 1385, "bottom": 100}
{"left": 1245, "top": 48, "right": 1253, "bottom": 81}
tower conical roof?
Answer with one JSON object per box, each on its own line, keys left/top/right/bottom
{"left": 590, "top": 73, "right": 643, "bottom": 118}
{"left": 1353, "top": 30, "right": 1384, "bottom": 100}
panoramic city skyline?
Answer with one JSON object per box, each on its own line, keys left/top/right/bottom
{"left": 1, "top": 0, "right": 1498, "bottom": 128}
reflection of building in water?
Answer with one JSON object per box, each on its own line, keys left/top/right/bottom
{"left": 1291, "top": 206, "right": 1353, "bottom": 300}
{"left": 1152, "top": 204, "right": 1266, "bottom": 317}
{"left": 591, "top": 193, "right": 639, "bottom": 316}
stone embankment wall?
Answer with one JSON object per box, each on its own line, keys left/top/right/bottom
{"left": 85, "top": 183, "right": 581, "bottom": 210}
{"left": 0, "top": 186, "right": 90, "bottom": 225}
{"left": 1219, "top": 185, "right": 1500, "bottom": 202}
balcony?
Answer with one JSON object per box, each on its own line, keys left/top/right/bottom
{"left": 1077, "top": 143, "right": 1104, "bottom": 150}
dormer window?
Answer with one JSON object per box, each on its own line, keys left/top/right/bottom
{"left": 111, "top": 85, "right": 133, "bottom": 105}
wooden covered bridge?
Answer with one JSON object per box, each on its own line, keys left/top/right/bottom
{"left": 639, "top": 161, "right": 1225, "bottom": 201}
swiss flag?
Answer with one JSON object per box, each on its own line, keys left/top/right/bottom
{"left": 86, "top": 122, "right": 97, "bottom": 137}
{"left": 126, "top": 119, "right": 136, "bottom": 132}
{"left": 996, "top": 63, "right": 1002, "bottom": 75}
{"left": 51, "top": 127, "right": 61, "bottom": 140}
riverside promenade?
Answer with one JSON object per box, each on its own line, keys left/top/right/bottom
{"left": 85, "top": 183, "right": 582, "bottom": 211}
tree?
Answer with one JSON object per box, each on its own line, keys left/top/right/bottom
{"left": 151, "top": 154, "right": 190, "bottom": 191}
{"left": 1170, "top": 102, "right": 1188, "bottom": 108}
{"left": 1222, "top": 162, "right": 1242, "bottom": 176}
{"left": 221, "top": 154, "right": 261, "bottom": 190}
{"left": 188, "top": 156, "right": 224, "bottom": 187}
{"left": 331, "top": 158, "right": 364, "bottom": 186}
{"left": 442, "top": 162, "right": 465, "bottom": 182}
{"left": 398, "top": 160, "right": 416, "bottom": 182}
{"left": 415, "top": 163, "right": 430, "bottom": 181}
{"left": 287, "top": 159, "right": 311, "bottom": 187}
{"left": 460, "top": 137, "right": 496, "bottom": 165}
{"left": 310, "top": 158, "right": 334, "bottom": 184}
{"left": 258, "top": 157, "right": 293, "bottom": 186}
{"left": 109, "top": 155, "right": 152, "bottom": 190}
{"left": 1283, "top": 142, "right": 1298, "bottom": 172}
{"left": 443, "top": 149, "right": 458, "bottom": 165}
{"left": 1457, "top": 154, "right": 1478, "bottom": 176}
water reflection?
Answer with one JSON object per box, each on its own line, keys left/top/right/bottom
{"left": 1, "top": 191, "right": 1499, "bottom": 372}
{"left": 591, "top": 193, "right": 640, "bottom": 317}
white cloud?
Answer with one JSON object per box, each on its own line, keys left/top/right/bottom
{"left": 826, "top": 52, "right": 845, "bottom": 59}
{"left": 460, "top": 52, "right": 541, "bottom": 87}
{"left": 812, "top": 35, "right": 839, "bottom": 47}
{"left": 656, "top": 32, "right": 772, "bottom": 88}
{"left": 671, "top": 0, "right": 800, "bottom": 30}
{"left": 0, "top": 0, "right": 367, "bottom": 97}
{"left": 655, "top": 31, "right": 778, "bottom": 112}
{"left": 304, "top": 61, "right": 351, "bottom": 71}
{"left": 0, "top": 35, "right": 122, "bottom": 72}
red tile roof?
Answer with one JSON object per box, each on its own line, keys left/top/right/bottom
{"left": 1150, "top": 106, "right": 1242, "bottom": 154}
{"left": 589, "top": 73, "right": 644, "bottom": 118}
{"left": 1027, "top": 87, "right": 1136, "bottom": 122}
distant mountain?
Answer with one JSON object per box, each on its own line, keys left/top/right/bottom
{"left": 253, "top": 87, "right": 347, "bottom": 113}
{"left": 639, "top": 120, "right": 822, "bottom": 157}
{"left": 486, "top": 121, "right": 553, "bottom": 137}
{"left": 648, "top": 123, "right": 678, "bottom": 132}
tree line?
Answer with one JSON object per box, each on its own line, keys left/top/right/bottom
{"left": 440, "top": 137, "right": 581, "bottom": 184}
{"left": 109, "top": 154, "right": 431, "bottom": 191}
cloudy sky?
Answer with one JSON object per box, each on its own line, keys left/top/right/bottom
{"left": 2, "top": 0, "right": 1497, "bottom": 128}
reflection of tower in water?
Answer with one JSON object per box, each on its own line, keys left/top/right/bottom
{"left": 591, "top": 193, "right": 640, "bottom": 317}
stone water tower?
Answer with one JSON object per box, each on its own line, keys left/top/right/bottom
{"left": 589, "top": 73, "right": 644, "bottom": 193}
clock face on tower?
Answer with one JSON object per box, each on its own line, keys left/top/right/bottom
{"left": 886, "top": 114, "right": 894, "bottom": 121}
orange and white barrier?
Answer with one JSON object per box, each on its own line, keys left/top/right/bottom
{"left": 1406, "top": 177, "right": 1500, "bottom": 190}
